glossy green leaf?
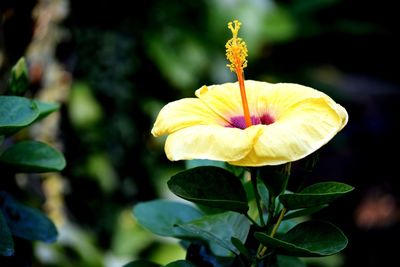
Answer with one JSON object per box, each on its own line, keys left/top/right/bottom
{"left": 257, "top": 182, "right": 270, "bottom": 208}
{"left": 33, "top": 100, "right": 60, "bottom": 121}
{"left": 279, "top": 182, "right": 354, "bottom": 209}
{"left": 133, "top": 200, "right": 203, "bottom": 237}
{"left": 0, "top": 140, "right": 66, "bottom": 172}
{"left": 8, "top": 57, "right": 29, "bottom": 95}
{"left": 276, "top": 219, "right": 299, "bottom": 235}
{"left": 254, "top": 221, "right": 348, "bottom": 257}
{"left": 0, "top": 211, "right": 14, "bottom": 256}
{"left": 177, "top": 211, "right": 250, "bottom": 255}
{"left": 0, "top": 96, "right": 39, "bottom": 135}
{"left": 283, "top": 205, "right": 328, "bottom": 220}
{"left": 231, "top": 237, "right": 251, "bottom": 259}
{"left": 122, "top": 260, "right": 161, "bottom": 267}
{"left": 185, "top": 159, "right": 226, "bottom": 169}
{"left": 168, "top": 166, "right": 248, "bottom": 213}
{"left": 1, "top": 193, "right": 58, "bottom": 242}
{"left": 195, "top": 204, "right": 225, "bottom": 215}
{"left": 276, "top": 255, "right": 306, "bottom": 267}
{"left": 165, "top": 260, "right": 197, "bottom": 267}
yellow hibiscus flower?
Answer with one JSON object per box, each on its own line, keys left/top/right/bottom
{"left": 151, "top": 80, "right": 348, "bottom": 166}
{"left": 151, "top": 20, "right": 348, "bottom": 166}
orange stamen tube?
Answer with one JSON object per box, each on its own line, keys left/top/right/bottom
{"left": 226, "top": 20, "right": 252, "bottom": 128}
{"left": 236, "top": 67, "right": 252, "bottom": 128}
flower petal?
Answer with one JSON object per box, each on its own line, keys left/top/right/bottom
{"left": 331, "top": 103, "right": 348, "bottom": 130}
{"left": 251, "top": 81, "right": 342, "bottom": 120}
{"left": 195, "top": 81, "right": 336, "bottom": 124}
{"left": 229, "top": 97, "right": 347, "bottom": 166}
{"left": 164, "top": 125, "right": 261, "bottom": 162}
{"left": 195, "top": 83, "right": 247, "bottom": 121}
{"left": 151, "top": 98, "right": 227, "bottom": 137}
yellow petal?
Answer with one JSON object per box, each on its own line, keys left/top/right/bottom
{"left": 230, "top": 97, "right": 347, "bottom": 166}
{"left": 195, "top": 80, "right": 335, "bottom": 124}
{"left": 331, "top": 103, "right": 348, "bottom": 130}
{"left": 250, "top": 81, "right": 340, "bottom": 120}
{"left": 164, "top": 125, "right": 261, "bottom": 162}
{"left": 151, "top": 98, "right": 227, "bottom": 137}
{"left": 195, "top": 83, "right": 247, "bottom": 121}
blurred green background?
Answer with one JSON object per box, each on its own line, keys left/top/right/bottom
{"left": 1, "top": 0, "right": 400, "bottom": 266}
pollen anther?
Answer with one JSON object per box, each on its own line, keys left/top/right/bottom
{"left": 225, "top": 20, "right": 248, "bottom": 72}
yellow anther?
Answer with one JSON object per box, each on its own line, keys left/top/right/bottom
{"left": 226, "top": 20, "right": 248, "bottom": 72}
{"left": 225, "top": 20, "right": 252, "bottom": 128}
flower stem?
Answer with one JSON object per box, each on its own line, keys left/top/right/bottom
{"left": 250, "top": 168, "right": 265, "bottom": 226}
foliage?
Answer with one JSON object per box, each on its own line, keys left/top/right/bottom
{"left": 130, "top": 160, "right": 353, "bottom": 266}
{"left": 0, "top": 58, "right": 65, "bottom": 259}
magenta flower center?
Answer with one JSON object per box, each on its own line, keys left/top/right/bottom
{"left": 228, "top": 113, "right": 275, "bottom": 129}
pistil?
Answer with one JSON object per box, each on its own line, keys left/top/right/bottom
{"left": 226, "top": 20, "right": 252, "bottom": 128}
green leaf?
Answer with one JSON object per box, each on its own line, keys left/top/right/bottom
{"left": 1, "top": 192, "right": 58, "bottom": 242}
{"left": 276, "top": 255, "right": 306, "bottom": 267}
{"left": 168, "top": 166, "right": 248, "bottom": 213}
{"left": 257, "top": 182, "right": 270, "bottom": 208}
{"left": 8, "top": 57, "right": 29, "bottom": 95}
{"left": 254, "top": 221, "right": 348, "bottom": 257}
{"left": 165, "top": 260, "right": 197, "bottom": 267}
{"left": 133, "top": 200, "right": 203, "bottom": 237}
{"left": 122, "top": 260, "right": 161, "bottom": 267}
{"left": 279, "top": 182, "right": 354, "bottom": 209}
{"left": 185, "top": 159, "right": 226, "bottom": 169}
{"left": 0, "top": 211, "right": 14, "bottom": 256}
{"left": 33, "top": 100, "right": 60, "bottom": 121}
{"left": 177, "top": 211, "right": 250, "bottom": 255}
{"left": 0, "top": 140, "right": 66, "bottom": 172}
{"left": 195, "top": 204, "right": 225, "bottom": 215}
{"left": 231, "top": 237, "right": 251, "bottom": 259}
{"left": 276, "top": 219, "right": 299, "bottom": 235}
{"left": 0, "top": 96, "right": 39, "bottom": 135}
{"left": 283, "top": 205, "right": 328, "bottom": 220}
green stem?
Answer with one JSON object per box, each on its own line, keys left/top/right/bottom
{"left": 256, "top": 163, "right": 292, "bottom": 263}
{"left": 270, "top": 207, "right": 287, "bottom": 238}
{"left": 250, "top": 168, "right": 265, "bottom": 226}
{"left": 258, "top": 207, "right": 287, "bottom": 258}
